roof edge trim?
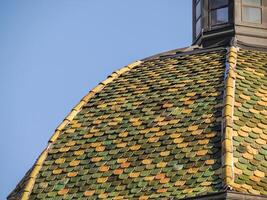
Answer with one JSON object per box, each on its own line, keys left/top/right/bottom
{"left": 221, "top": 46, "right": 238, "bottom": 189}
{"left": 18, "top": 60, "right": 143, "bottom": 200}
{"left": 236, "top": 40, "right": 267, "bottom": 52}
{"left": 142, "top": 46, "right": 227, "bottom": 61}
{"left": 183, "top": 190, "right": 267, "bottom": 200}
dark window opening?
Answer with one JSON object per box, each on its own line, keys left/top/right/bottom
{"left": 211, "top": 7, "right": 229, "bottom": 25}
{"left": 210, "top": 0, "right": 229, "bottom": 9}
{"left": 209, "top": 0, "right": 229, "bottom": 26}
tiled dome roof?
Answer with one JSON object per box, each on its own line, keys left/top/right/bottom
{"left": 8, "top": 46, "right": 267, "bottom": 200}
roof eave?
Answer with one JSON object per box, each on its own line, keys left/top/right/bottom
{"left": 182, "top": 191, "right": 267, "bottom": 200}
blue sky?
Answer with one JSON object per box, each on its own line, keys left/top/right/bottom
{"left": 0, "top": 1, "right": 191, "bottom": 198}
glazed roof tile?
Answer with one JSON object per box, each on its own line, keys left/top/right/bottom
{"left": 8, "top": 47, "right": 267, "bottom": 200}
{"left": 232, "top": 49, "right": 267, "bottom": 196}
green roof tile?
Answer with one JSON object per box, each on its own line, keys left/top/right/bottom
{"left": 9, "top": 47, "right": 267, "bottom": 200}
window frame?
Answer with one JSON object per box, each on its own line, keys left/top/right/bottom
{"left": 242, "top": 0, "right": 263, "bottom": 24}
{"left": 196, "top": 0, "right": 202, "bottom": 20}
{"left": 193, "top": 0, "right": 203, "bottom": 40}
{"left": 210, "top": 0, "right": 229, "bottom": 10}
{"left": 209, "top": 0, "right": 231, "bottom": 28}
{"left": 210, "top": 6, "right": 229, "bottom": 26}
{"left": 235, "top": 0, "right": 267, "bottom": 28}
{"left": 193, "top": 0, "right": 235, "bottom": 43}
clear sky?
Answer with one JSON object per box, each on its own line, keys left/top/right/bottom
{"left": 0, "top": 1, "right": 192, "bottom": 198}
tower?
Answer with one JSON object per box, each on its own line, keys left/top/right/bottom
{"left": 193, "top": 0, "right": 267, "bottom": 48}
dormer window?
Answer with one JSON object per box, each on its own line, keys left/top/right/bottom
{"left": 242, "top": 0, "right": 262, "bottom": 24}
{"left": 210, "top": 0, "right": 229, "bottom": 26}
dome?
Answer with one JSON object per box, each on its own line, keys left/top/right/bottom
{"left": 8, "top": 46, "right": 267, "bottom": 199}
